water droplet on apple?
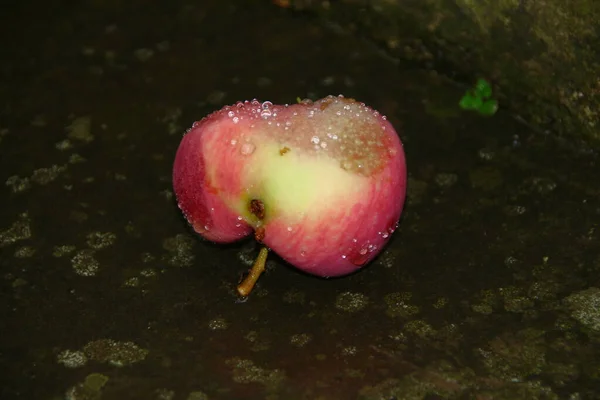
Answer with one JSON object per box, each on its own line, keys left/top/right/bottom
{"left": 300, "top": 250, "right": 306, "bottom": 257}
{"left": 192, "top": 121, "right": 201, "bottom": 128}
{"left": 204, "top": 224, "right": 210, "bottom": 231}
{"left": 348, "top": 244, "right": 374, "bottom": 266}
{"left": 286, "top": 226, "right": 293, "bottom": 232}
{"left": 240, "top": 142, "right": 255, "bottom": 155}
{"left": 200, "top": 96, "right": 398, "bottom": 180}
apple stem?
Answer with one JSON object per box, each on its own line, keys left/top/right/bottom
{"left": 237, "top": 246, "right": 269, "bottom": 298}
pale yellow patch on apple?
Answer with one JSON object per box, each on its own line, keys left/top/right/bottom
{"left": 240, "top": 141, "right": 368, "bottom": 225}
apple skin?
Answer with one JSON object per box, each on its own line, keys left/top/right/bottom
{"left": 173, "top": 95, "right": 406, "bottom": 277}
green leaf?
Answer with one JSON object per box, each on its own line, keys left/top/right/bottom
{"left": 478, "top": 99, "right": 498, "bottom": 116}
{"left": 459, "top": 93, "right": 479, "bottom": 109}
{"left": 475, "top": 79, "right": 493, "bottom": 98}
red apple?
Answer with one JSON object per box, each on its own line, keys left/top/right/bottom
{"left": 173, "top": 95, "right": 406, "bottom": 296}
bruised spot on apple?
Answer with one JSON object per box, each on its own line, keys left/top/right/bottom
{"left": 172, "top": 95, "right": 407, "bottom": 298}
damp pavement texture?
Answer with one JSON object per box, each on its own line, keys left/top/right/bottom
{"left": 1, "top": 1, "right": 600, "bottom": 400}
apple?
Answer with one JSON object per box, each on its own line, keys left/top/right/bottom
{"left": 173, "top": 95, "right": 406, "bottom": 297}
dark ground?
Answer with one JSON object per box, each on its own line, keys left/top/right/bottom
{"left": 1, "top": 1, "right": 600, "bottom": 399}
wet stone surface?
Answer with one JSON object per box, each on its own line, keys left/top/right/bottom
{"left": 1, "top": 1, "right": 600, "bottom": 399}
